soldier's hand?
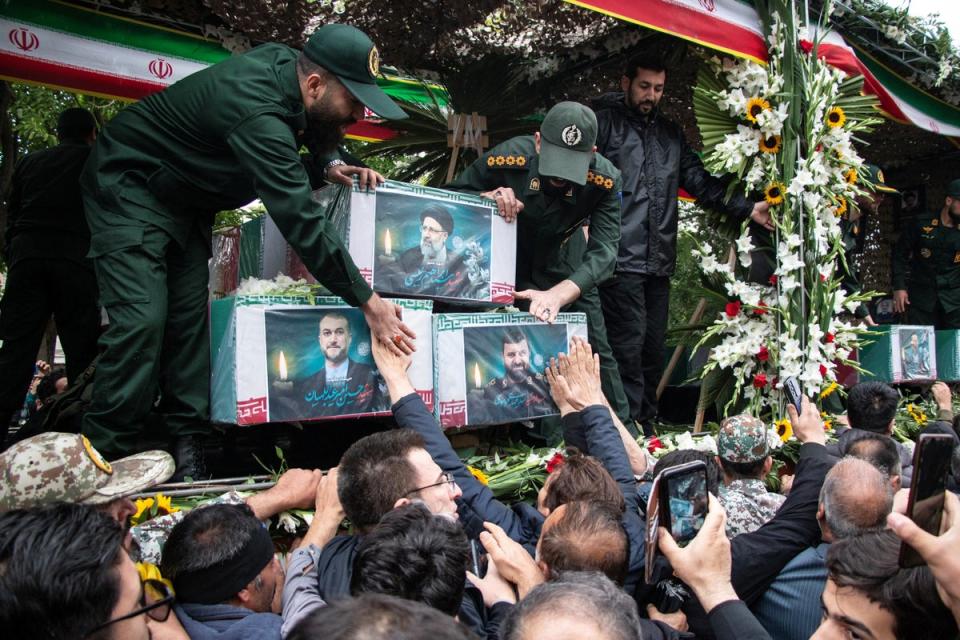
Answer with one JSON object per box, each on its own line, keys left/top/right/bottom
{"left": 362, "top": 294, "right": 416, "bottom": 356}
{"left": 481, "top": 186, "right": 524, "bottom": 222}
{"left": 328, "top": 164, "right": 385, "bottom": 191}
{"left": 751, "top": 201, "right": 775, "bottom": 231}
{"left": 514, "top": 281, "right": 579, "bottom": 324}
{"left": 893, "top": 289, "right": 910, "bottom": 314}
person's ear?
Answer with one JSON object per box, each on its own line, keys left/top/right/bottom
{"left": 303, "top": 72, "right": 328, "bottom": 101}
{"left": 816, "top": 503, "right": 826, "bottom": 524}
{"left": 533, "top": 131, "right": 541, "bottom": 154}
{"left": 886, "top": 419, "right": 895, "bottom": 435}
{"left": 393, "top": 497, "right": 412, "bottom": 510}
{"left": 537, "top": 559, "right": 550, "bottom": 581}
{"left": 620, "top": 75, "right": 630, "bottom": 93}
{"left": 763, "top": 456, "right": 774, "bottom": 475}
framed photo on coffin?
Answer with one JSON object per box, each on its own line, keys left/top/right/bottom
{"left": 432, "top": 312, "right": 588, "bottom": 428}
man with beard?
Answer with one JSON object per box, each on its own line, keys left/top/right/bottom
{"left": 592, "top": 54, "right": 772, "bottom": 436}
{"left": 292, "top": 312, "right": 383, "bottom": 417}
{"left": 378, "top": 204, "right": 488, "bottom": 300}
{"left": 79, "top": 24, "right": 412, "bottom": 480}
{"left": 481, "top": 328, "right": 553, "bottom": 420}
{"left": 446, "top": 102, "right": 631, "bottom": 433}
{"left": 893, "top": 178, "right": 960, "bottom": 328}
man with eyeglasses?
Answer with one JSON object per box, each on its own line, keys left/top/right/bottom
{"left": 377, "top": 204, "right": 489, "bottom": 300}
{"left": 0, "top": 502, "right": 176, "bottom": 639}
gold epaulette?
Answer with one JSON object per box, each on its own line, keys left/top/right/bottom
{"left": 486, "top": 154, "right": 528, "bottom": 169}
{"left": 586, "top": 169, "right": 615, "bottom": 190}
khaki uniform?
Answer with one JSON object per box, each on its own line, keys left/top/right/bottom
{"left": 446, "top": 136, "right": 630, "bottom": 425}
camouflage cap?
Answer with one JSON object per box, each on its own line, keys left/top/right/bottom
{"left": 0, "top": 433, "right": 175, "bottom": 511}
{"left": 717, "top": 414, "right": 770, "bottom": 464}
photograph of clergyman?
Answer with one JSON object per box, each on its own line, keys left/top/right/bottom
{"left": 899, "top": 328, "right": 932, "bottom": 380}
{"left": 265, "top": 308, "right": 387, "bottom": 421}
{"left": 463, "top": 324, "right": 566, "bottom": 424}
{"left": 374, "top": 191, "right": 492, "bottom": 300}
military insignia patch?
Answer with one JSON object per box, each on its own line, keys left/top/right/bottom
{"left": 505, "top": 155, "right": 516, "bottom": 166}
{"left": 933, "top": 218, "right": 940, "bottom": 226}
{"left": 82, "top": 435, "right": 113, "bottom": 475}
{"left": 516, "top": 156, "right": 527, "bottom": 167}
{"left": 487, "top": 156, "right": 496, "bottom": 167}
{"left": 923, "top": 227, "right": 934, "bottom": 233}
{"left": 368, "top": 46, "right": 380, "bottom": 77}
{"left": 529, "top": 177, "right": 540, "bottom": 191}
{"left": 921, "top": 248, "right": 932, "bottom": 258}
{"left": 561, "top": 125, "right": 582, "bottom": 146}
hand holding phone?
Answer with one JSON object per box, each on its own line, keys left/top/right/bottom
{"left": 657, "top": 461, "right": 710, "bottom": 547}
{"left": 783, "top": 377, "right": 803, "bottom": 416}
{"left": 898, "top": 434, "right": 954, "bottom": 568}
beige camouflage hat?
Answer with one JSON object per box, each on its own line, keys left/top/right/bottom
{"left": 0, "top": 433, "right": 175, "bottom": 511}
{"left": 717, "top": 414, "right": 770, "bottom": 464}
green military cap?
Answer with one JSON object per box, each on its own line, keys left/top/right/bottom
{"left": 421, "top": 204, "right": 454, "bottom": 235}
{"left": 862, "top": 164, "right": 898, "bottom": 194}
{"left": 303, "top": 24, "right": 407, "bottom": 121}
{"left": 717, "top": 414, "right": 770, "bottom": 464}
{"left": 0, "top": 432, "right": 175, "bottom": 511}
{"left": 948, "top": 178, "right": 960, "bottom": 198}
{"left": 538, "top": 101, "right": 598, "bottom": 186}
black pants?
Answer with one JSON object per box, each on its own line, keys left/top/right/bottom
{"left": 600, "top": 272, "right": 670, "bottom": 434}
{"left": 0, "top": 257, "right": 100, "bottom": 444}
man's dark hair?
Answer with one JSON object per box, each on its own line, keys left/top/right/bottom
{"left": 160, "top": 503, "right": 263, "bottom": 599}
{"left": 624, "top": 53, "right": 667, "bottom": 80}
{"left": 842, "top": 431, "right": 902, "bottom": 478}
{"left": 502, "top": 327, "right": 528, "bottom": 348}
{"left": 847, "top": 382, "right": 899, "bottom": 433}
{"left": 653, "top": 448, "right": 722, "bottom": 495}
{"left": 36, "top": 366, "right": 67, "bottom": 404}
{"left": 501, "top": 572, "right": 641, "bottom": 640}
{"left": 0, "top": 503, "right": 125, "bottom": 639}
{"left": 296, "top": 53, "right": 334, "bottom": 81}
{"left": 717, "top": 456, "right": 767, "bottom": 481}
{"left": 287, "top": 593, "right": 479, "bottom": 640}
{"left": 539, "top": 501, "right": 628, "bottom": 585}
{"left": 351, "top": 503, "right": 469, "bottom": 616}
{"left": 542, "top": 447, "right": 625, "bottom": 513}
{"left": 56, "top": 107, "right": 97, "bottom": 141}
{"left": 826, "top": 530, "right": 957, "bottom": 640}
{"left": 337, "top": 429, "right": 426, "bottom": 531}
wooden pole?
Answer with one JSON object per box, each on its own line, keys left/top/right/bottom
{"left": 657, "top": 297, "right": 708, "bottom": 400}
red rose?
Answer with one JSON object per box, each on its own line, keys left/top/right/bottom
{"left": 819, "top": 364, "right": 828, "bottom": 377}
{"left": 757, "top": 345, "right": 770, "bottom": 361}
{"left": 546, "top": 452, "right": 566, "bottom": 474}
{"left": 769, "top": 275, "right": 778, "bottom": 285}
{"left": 826, "top": 332, "right": 835, "bottom": 343}
{"left": 753, "top": 373, "right": 768, "bottom": 388}
{"left": 725, "top": 301, "right": 741, "bottom": 317}
{"left": 819, "top": 274, "right": 827, "bottom": 282}
{"left": 754, "top": 301, "right": 768, "bottom": 315}
{"left": 647, "top": 436, "right": 664, "bottom": 453}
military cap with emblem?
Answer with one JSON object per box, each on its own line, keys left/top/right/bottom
{"left": 861, "top": 164, "right": 898, "bottom": 194}
{"left": 420, "top": 204, "right": 455, "bottom": 235}
{"left": 303, "top": 24, "right": 407, "bottom": 120}
{"left": 538, "top": 101, "right": 598, "bottom": 186}
{"left": 0, "top": 432, "right": 175, "bottom": 511}
{"left": 717, "top": 414, "right": 771, "bottom": 464}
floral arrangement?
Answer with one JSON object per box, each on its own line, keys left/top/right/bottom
{"left": 691, "top": 0, "right": 883, "bottom": 420}
{"left": 465, "top": 444, "right": 565, "bottom": 502}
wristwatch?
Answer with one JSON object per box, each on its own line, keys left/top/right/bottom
{"left": 323, "top": 158, "right": 346, "bottom": 182}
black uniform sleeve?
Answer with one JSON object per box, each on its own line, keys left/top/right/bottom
{"left": 678, "top": 139, "right": 753, "bottom": 220}
{"left": 707, "top": 600, "right": 773, "bottom": 640}
{"left": 892, "top": 218, "right": 919, "bottom": 291}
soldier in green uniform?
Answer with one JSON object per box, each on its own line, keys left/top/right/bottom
{"left": 446, "top": 102, "right": 631, "bottom": 428}
{"left": 893, "top": 178, "right": 960, "bottom": 329}
{"left": 80, "top": 24, "right": 413, "bottom": 478}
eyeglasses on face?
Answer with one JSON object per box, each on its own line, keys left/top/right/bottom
{"left": 86, "top": 578, "right": 174, "bottom": 636}
{"left": 405, "top": 471, "right": 458, "bottom": 496}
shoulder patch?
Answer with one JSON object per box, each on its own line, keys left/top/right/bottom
{"left": 932, "top": 218, "right": 940, "bottom": 226}
{"left": 586, "top": 170, "right": 615, "bottom": 191}
{"left": 487, "top": 154, "right": 527, "bottom": 169}
{"left": 923, "top": 226, "right": 934, "bottom": 233}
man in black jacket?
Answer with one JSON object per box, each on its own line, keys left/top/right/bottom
{"left": 0, "top": 108, "right": 101, "bottom": 445}
{"left": 593, "top": 55, "right": 772, "bottom": 435}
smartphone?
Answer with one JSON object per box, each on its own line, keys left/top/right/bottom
{"left": 657, "top": 460, "right": 709, "bottom": 547}
{"left": 470, "top": 538, "right": 488, "bottom": 578}
{"left": 783, "top": 377, "right": 803, "bottom": 415}
{"left": 899, "top": 434, "right": 955, "bottom": 567}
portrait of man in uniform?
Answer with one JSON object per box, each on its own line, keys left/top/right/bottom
{"left": 374, "top": 197, "right": 491, "bottom": 301}
{"left": 463, "top": 325, "right": 561, "bottom": 424}
{"left": 266, "top": 309, "right": 386, "bottom": 421}
{"left": 899, "top": 329, "right": 932, "bottom": 380}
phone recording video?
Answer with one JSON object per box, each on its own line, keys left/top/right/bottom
{"left": 658, "top": 461, "right": 709, "bottom": 547}
{"left": 899, "top": 433, "right": 955, "bottom": 568}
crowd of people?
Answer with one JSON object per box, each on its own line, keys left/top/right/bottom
{"left": 1, "top": 15, "right": 960, "bottom": 640}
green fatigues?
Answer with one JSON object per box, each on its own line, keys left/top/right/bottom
{"left": 892, "top": 214, "right": 960, "bottom": 329}
{"left": 445, "top": 136, "right": 630, "bottom": 428}
{"left": 81, "top": 44, "right": 373, "bottom": 453}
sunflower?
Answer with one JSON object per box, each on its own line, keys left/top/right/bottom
{"left": 131, "top": 497, "right": 155, "bottom": 525}
{"left": 155, "top": 493, "right": 180, "bottom": 515}
{"left": 774, "top": 418, "right": 793, "bottom": 442}
{"left": 833, "top": 197, "right": 847, "bottom": 217}
{"left": 819, "top": 381, "right": 839, "bottom": 399}
{"left": 764, "top": 181, "right": 786, "bottom": 206}
{"left": 826, "top": 106, "right": 846, "bottom": 128}
{"left": 759, "top": 135, "right": 782, "bottom": 154}
{"left": 745, "top": 96, "right": 771, "bottom": 123}
{"left": 844, "top": 168, "right": 858, "bottom": 185}
{"left": 137, "top": 562, "right": 175, "bottom": 592}
{"left": 467, "top": 465, "right": 489, "bottom": 486}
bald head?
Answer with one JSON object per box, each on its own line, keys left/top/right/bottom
{"left": 537, "top": 501, "right": 628, "bottom": 585}
{"left": 819, "top": 457, "right": 893, "bottom": 542}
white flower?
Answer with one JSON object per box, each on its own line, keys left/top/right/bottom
{"left": 766, "top": 427, "right": 784, "bottom": 450}
{"left": 278, "top": 512, "right": 299, "bottom": 534}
